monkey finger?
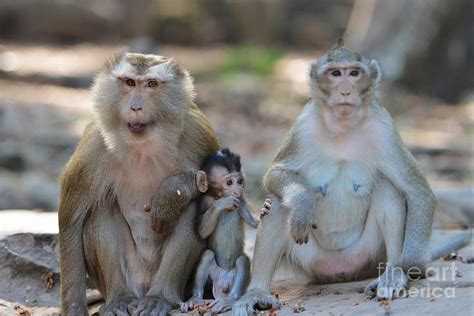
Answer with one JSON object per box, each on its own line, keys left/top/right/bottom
{"left": 263, "top": 200, "right": 271, "bottom": 209}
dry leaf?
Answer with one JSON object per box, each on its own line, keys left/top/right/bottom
{"left": 42, "top": 271, "right": 54, "bottom": 289}
{"left": 292, "top": 300, "right": 305, "bottom": 313}
{"left": 14, "top": 305, "right": 31, "bottom": 316}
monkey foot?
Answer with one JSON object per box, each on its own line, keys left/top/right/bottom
{"left": 208, "top": 297, "right": 235, "bottom": 314}
{"left": 100, "top": 296, "right": 134, "bottom": 316}
{"left": 179, "top": 297, "right": 205, "bottom": 312}
{"left": 365, "top": 266, "right": 408, "bottom": 300}
{"left": 128, "top": 296, "right": 172, "bottom": 316}
{"left": 232, "top": 289, "right": 280, "bottom": 316}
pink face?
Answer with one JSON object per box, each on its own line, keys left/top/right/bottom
{"left": 312, "top": 59, "right": 379, "bottom": 118}
{"left": 118, "top": 77, "right": 162, "bottom": 135}
{"left": 93, "top": 53, "right": 192, "bottom": 145}
{"left": 208, "top": 167, "right": 244, "bottom": 198}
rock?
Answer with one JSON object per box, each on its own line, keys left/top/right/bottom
{"left": 0, "top": 233, "right": 60, "bottom": 312}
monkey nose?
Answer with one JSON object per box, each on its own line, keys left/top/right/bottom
{"left": 131, "top": 105, "right": 143, "bottom": 111}
{"left": 341, "top": 91, "right": 351, "bottom": 97}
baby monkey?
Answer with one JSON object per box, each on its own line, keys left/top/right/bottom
{"left": 181, "top": 148, "right": 258, "bottom": 314}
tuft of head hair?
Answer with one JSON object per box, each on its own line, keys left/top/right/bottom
{"left": 201, "top": 148, "right": 242, "bottom": 174}
{"left": 326, "top": 38, "right": 362, "bottom": 63}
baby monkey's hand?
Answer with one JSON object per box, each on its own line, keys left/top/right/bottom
{"left": 215, "top": 192, "right": 240, "bottom": 212}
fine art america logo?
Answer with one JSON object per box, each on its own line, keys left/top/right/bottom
{"left": 376, "top": 262, "right": 459, "bottom": 298}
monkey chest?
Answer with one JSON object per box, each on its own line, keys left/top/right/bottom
{"left": 304, "top": 159, "right": 376, "bottom": 199}
{"left": 303, "top": 160, "right": 377, "bottom": 250}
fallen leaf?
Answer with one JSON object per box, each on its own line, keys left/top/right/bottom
{"left": 292, "top": 300, "right": 305, "bottom": 313}
{"left": 42, "top": 271, "right": 54, "bottom": 289}
{"left": 443, "top": 252, "right": 458, "bottom": 261}
{"left": 14, "top": 305, "right": 31, "bottom": 316}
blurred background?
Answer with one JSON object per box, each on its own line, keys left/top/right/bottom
{"left": 0, "top": 0, "right": 472, "bottom": 228}
{"left": 0, "top": 0, "right": 473, "bottom": 314}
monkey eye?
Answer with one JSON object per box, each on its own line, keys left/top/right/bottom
{"left": 331, "top": 70, "right": 342, "bottom": 77}
{"left": 349, "top": 70, "right": 359, "bottom": 77}
{"left": 237, "top": 178, "right": 243, "bottom": 185}
{"left": 124, "top": 78, "right": 136, "bottom": 87}
{"left": 147, "top": 80, "right": 158, "bottom": 88}
{"left": 226, "top": 179, "right": 233, "bottom": 186}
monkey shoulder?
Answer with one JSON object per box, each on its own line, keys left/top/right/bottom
{"left": 59, "top": 123, "right": 105, "bottom": 222}
{"left": 180, "top": 104, "right": 220, "bottom": 165}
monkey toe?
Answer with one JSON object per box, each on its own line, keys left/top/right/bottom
{"left": 364, "top": 279, "right": 379, "bottom": 299}
{"left": 376, "top": 277, "right": 408, "bottom": 301}
{"left": 128, "top": 297, "right": 171, "bottom": 316}
{"left": 233, "top": 290, "right": 280, "bottom": 316}
{"left": 180, "top": 297, "right": 204, "bottom": 312}
{"left": 209, "top": 298, "right": 234, "bottom": 314}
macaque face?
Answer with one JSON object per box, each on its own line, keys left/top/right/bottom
{"left": 93, "top": 53, "right": 193, "bottom": 144}
{"left": 208, "top": 166, "right": 244, "bottom": 198}
{"left": 317, "top": 62, "right": 374, "bottom": 116}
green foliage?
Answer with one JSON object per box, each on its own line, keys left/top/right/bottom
{"left": 220, "top": 45, "right": 282, "bottom": 78}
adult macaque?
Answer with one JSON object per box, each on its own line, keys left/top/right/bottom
{"left": 180, "top": 148, "right": 258, "bottom": 314}
{"left": 58, "top": 53, "right": 219, "bottom": 315}
{"left": 234, "top": 39, "right": 437, "bottom": 315}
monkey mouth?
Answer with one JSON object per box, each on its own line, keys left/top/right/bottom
{"left": 336, "top": 103, "right": 355, "bottom": 107}
{"left": 127, "top": 122, "right": 147, "bottom": 133}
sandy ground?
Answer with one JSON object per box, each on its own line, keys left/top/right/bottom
{"left": 0, "top": 211, "right": 472, "bottom": 316}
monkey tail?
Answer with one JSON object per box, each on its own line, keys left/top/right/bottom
{"left": 429, "top": 229, "right": 472, "bottom": 261}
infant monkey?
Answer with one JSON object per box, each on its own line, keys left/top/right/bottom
{"left": 181, "top": 148, "right": 258, "bottom": 314}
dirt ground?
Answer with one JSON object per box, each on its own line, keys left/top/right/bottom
{"left": 0, "top": 213, "right": 472, "bottom": 315}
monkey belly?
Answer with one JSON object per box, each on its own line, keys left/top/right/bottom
{"left": 312, "top": 193, "right": 371, "bottom": 250}
{"left": 300, "top": 159, "right": 376, "bottom": 251}
{"left": 287, "top": 219, "right": 383, "bottom": 283}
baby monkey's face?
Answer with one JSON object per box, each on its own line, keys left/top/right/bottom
{"left": 209, "top": 166, "right": 244, "bottom": 198}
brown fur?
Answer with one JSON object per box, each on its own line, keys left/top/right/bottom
{"left": 59, "top": 53, "right": 219, "bottom": 315}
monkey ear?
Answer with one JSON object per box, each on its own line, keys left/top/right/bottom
{"left": 369, "top": 59, "right": 382, "bottom": 84}
{"left": 309, "top": 61, "right": 319, "bottom": 80}
{"left": 196, "top": 171, "right": 208, "bottom": 193}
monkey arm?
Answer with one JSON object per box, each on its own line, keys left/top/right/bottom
{"left": 58, "top": 159, "right": 93, "bottom": 315}
{"left": 263, "top": 164, "right": 317, "bottom": 244}
{"left": 149, "top": 171, "right": 200, "bottom": 232}
{"left": 239, "top": 195, "right": 259, "bottom": 228}
{"left": 198, "top": 196, "right": 223, "bottom": 238}
{"left": 379, "top": 120, "right": 436, "bottom": 272}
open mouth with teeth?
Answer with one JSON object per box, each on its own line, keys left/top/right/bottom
{"left": 127, "top": 122, "right": 147, "bottom": 133}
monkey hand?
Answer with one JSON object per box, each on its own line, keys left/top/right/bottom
{"left": 233, "top": 289, "right": 280, "bottom": 316}
{"left": 364, "top": 265, "right": 408, "bottom": 300}
{"left": 148, "top": 188, "right": 189, "bottom": 234}
{"left": 180, "top": 297, "right": 205, "bottom": 312}
{"left": 128, "top": 296, "right": 173, "bottom": 316}
{"left": 287, "top": 191, "right": 317, "bottom": 244}
{"left": 259, "top": 198, "right": 272, "bottom": 219}
{"left": 215, "top": 193, "right": 240, "bottom": 212}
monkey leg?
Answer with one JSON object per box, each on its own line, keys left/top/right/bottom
{"left": 364, "top": 178, "right": 407, "bottom": 300}
{"left": 129, "top": 201, "right": 206, "bottom": 315}
{"left": 82, "top": 206, "right": 135, "bottom": 315}
{"left": 233, "top": 196, "right": 287, "bottom": 316}
{"left": 209, "top": 254, "right": 250, "bottom": 314}
{"left": 180, "top": 249, "right": 215, "bottom": 312}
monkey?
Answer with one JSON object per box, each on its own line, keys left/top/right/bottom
{"left": 58, "top": 52, "right": 220, "bottom": 316}
{"left": 180, "top": 148, "right": 258, "bottom": 314}
{"left": 233, "top": 39, "right": 438, "bottom": 315}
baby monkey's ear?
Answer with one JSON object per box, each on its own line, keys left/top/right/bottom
{"left": 196, "top": 171, "right": 208, "bottom": 193}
